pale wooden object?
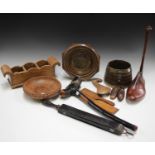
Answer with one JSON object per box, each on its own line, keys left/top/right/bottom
{"left": 92, "top": 78, "right": 111, "bottom": 95}
{"left": 80, "top": 88, "right": 118, "bottom": 114}
{"left": 23, "top": 76, "right": 61, "bottom": 100}
{"left": 1, "top": 56, "right": 60, "bottom": 88}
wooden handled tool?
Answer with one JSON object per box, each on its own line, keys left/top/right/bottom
{"left": 60, "top": 77, "right": 118, "bottom": 114}
{"left": 23, "top": 76, "right": 125, "bottom": 135}
{"left": 80, "top": 88, "right": 118, "bottom": 114}
{"left": 127, "top": 25, "right": 152, "bottom": 102}
{"left": 60, "top": 77, "right": 138, "bottom": 132}
{"left": 78, "top": 90, "right": 138, "bottom": 132}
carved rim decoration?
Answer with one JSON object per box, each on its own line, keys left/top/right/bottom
{"left": 62, "top": 44, "right": 100, "bottom": 80}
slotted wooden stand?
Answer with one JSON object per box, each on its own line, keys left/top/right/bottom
{"left": 1, "top": 56, "right": 60, "bottom": 88}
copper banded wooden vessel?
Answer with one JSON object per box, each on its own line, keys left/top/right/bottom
{"left": 104, "top": 60, "right": 132, "bottom": 87}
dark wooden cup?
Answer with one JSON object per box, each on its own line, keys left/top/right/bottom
{"left": 104, "top": 60, "right": 132, "bottom": 87}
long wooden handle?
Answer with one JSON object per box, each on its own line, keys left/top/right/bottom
{"left": 79, "top": 91, "right": 138, "bottom": 132}
{"left": 80, "top": 95, "right": 118, "bottom": 114}
{"left": 81, "top": 88, "right": 115, "bottom": 106}
{"left": 80, "top": 88, "right": 118, "bottom": 114}
{"left": 140, "top": 25, "right": 152, "bottom": 73}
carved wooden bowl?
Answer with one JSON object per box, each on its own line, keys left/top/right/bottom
{"left": 62, "top": 44, "right": 100, "bottom": 80}
{"left": 23, "top": 76, "right": 61, "bottom": 100}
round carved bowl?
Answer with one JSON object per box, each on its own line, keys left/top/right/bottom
{"left": 104, "top": 60, "right": 132, "bottom": 87}
{"left": 62, "top": 44, "right": 100, "bottom": 80}
{"left": 23, "top": 76, "right": 61, "bottom": 100}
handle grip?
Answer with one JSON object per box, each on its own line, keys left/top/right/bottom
{"left": 58, "top": 104, "right": 124, "bottom": 135}
{"left": 79, "top": 91, "right": 138, "bottom": 131}
{"left": 80, "top": 95, "right": 118, "bottom": 114}
{"left": 80, "top": 88, "right": 118, "bottom": 114}
{"left": 1, "top": 64, "right": 12, "bottom": 77}
{"left": 87, "top": 99, "right": 137, "bottom": 131}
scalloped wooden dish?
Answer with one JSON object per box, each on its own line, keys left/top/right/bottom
{"left": 62, "top": 44, "right": 100, "bottom": 80}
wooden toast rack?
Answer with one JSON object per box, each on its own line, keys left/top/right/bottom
{"left": 1, "top": 56, "right": 60, "bottom": 88}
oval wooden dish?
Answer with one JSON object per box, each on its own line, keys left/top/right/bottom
{"left": 23, "top": 76, "right": 61, "bottom": 100}
{"left": 62, "top": 44, "right": 100, "bottom": 80}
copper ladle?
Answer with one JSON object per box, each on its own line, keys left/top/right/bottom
{"left": 127, "top": 25, "right": 152, "bottom": 102}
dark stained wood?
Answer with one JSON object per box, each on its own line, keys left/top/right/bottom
{"left": 110, "top": 87, "right": 120, "bottom": 100}
{"left": 105, "top": 60, "right": 132, "bottom": 87}
{"left": 117, "top": 88, "right": 125, "bottom": 102}
{"left": 62, "top": 44, "right": 100, "bottom": 80}
{"left": 127, "top": 25, "right": 152, "bottom": 102}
